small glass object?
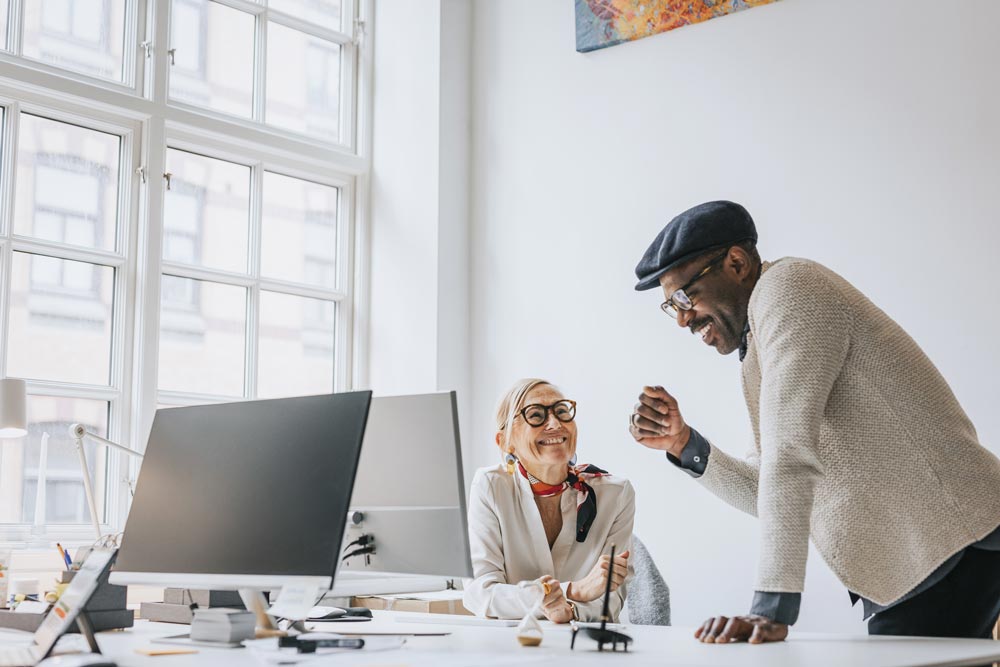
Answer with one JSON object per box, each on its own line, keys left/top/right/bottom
{"left": 515, "top": 580, "right": 545, "bottom": 647}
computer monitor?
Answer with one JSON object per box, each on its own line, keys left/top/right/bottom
{"left": 333, "top": 391, "right": 472, "bottom": 595}
{"left": 111, "top": 391, "right": 372, "bottom": 591}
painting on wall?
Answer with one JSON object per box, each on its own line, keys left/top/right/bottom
{"left": 575, "top": 0, "right": 781, "bottom": 53}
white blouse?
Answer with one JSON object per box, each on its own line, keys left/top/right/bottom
{"left": 462, "top": 464, "right": 636, "bottom": 621}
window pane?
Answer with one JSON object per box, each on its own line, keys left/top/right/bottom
{"left": 261, "top": 172, "right": 338, "bottom": 288}
{"left": 269, "top": 0, "right": 342, "bottom": 31}
{"left": 0, "top": 397, "right": 110, "bottom": 524}
{"left": 6, "top": 252, "right": 114, "bottom": 386}
{"left": 170, "top": 0, "right": 254, "bottom": 118}
{"left": 257, "top": 291, "right": 335, "bottom": 399}
{"left": 163, "top": 149, "right": 250, "bottom": 273}
{"left": 14, "top": 114, "right": 120, "bottom": 251}
{"left": 266, "top": 23, "right": 341, "bottom": 142}
{"left": 22, "top": 0, "right": 127, "bottom": 82}
{"left": 158, "top": 276, "right": 247, "bottom": 396}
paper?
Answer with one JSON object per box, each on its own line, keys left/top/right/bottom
{"left": 245, "top": 635, "right": 405, "bottom": 665}
{"left": 268, "top": 583, "right": 321, "bottom": 621}
{"left": 377, "top": 591, "right": 463, "bottom": 602}
{"left": 135, "top": 646, "right": 200, "bottom": 656}
{"left": 13, "top": 601, "right": 49, "bottom": 614}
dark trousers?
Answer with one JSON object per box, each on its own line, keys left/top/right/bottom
{"left": 867, "top": 547, "right": 1000, "bottom": 639}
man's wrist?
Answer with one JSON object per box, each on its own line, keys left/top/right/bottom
{"left": 665, "top": 427, "right": 710, "bottom": 477}
{"left": 668, "top": 426, "right": 692, "bottom": 458}
{"left": 750, "top": 591, "right": 801, "bottom": 626}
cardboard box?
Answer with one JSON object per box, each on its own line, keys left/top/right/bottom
{"left": 162, "top": 588, "right": 245, "bottom": 608}
{"left": 351, "top": 593, "right": 472, "bottom": 616}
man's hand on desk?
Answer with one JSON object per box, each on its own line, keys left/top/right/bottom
{"left": 694, "top": 614, "right": 788, "bottom": 644}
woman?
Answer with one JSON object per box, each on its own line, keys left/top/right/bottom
{"left": 463, "top": 378, "right": 635, "bottom": 622}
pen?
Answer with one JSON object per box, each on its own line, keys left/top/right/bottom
{"left": 278, "top": 637, "right": 365, "bottom": 653}
{"left": 56, "top": 543, "right": 72, "bottom": 570}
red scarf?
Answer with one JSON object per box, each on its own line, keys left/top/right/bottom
{"left": 517, "top": 461, "right": 608, "bottom": 542}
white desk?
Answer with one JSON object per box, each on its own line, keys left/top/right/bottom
{"left": 87, "top": 612, "right": 1000, "bottom": 667}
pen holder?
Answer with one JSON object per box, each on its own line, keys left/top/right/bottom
{"left": 0, "top": 555, "right": 134, "bottom": 633}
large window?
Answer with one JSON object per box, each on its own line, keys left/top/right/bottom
{"left": 0, "top": 0, "right": 369, "bottom": 542}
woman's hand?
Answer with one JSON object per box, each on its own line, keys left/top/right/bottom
{"left": 566, "top": 550, "right": 630, "bottom": 603}
{"left": 537, "top": 575, "right": 574, "bottom": 623}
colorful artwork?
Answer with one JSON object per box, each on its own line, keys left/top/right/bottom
{"left": 575, "top": 0, "right": 781, "bottom": 53}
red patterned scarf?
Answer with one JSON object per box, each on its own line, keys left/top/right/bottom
{"left": 517, "top": 461, "right": 608, "bottom": 543}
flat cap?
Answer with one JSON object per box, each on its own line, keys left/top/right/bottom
{"left": 634, "top": 200, "right": 757, "bottom": 291}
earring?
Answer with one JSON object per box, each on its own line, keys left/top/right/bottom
{"left": 505, "top": 451, "right": 517, "bottom": 475}
{"left": 569, "top": 453, "right": 577, "bottom": 466}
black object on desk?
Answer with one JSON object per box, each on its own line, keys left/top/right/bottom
{"left": 570, "top": 543, "right": 633, "bottom": 652}
{"left": 279, "top": 636, "right": 365, "bottom": 653}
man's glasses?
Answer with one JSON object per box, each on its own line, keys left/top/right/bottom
{"left": 517, "top": 400, "right": 577, "bottom": 427}
{"left": 570, "top": 543, "right": 633, "bottom": 652}
{"left": 660, "top": 251, "right": 729, "bottom": 319}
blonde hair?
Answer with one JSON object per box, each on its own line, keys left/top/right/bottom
{"left": 494, "top": 378, "right": 557, "bottom": 451}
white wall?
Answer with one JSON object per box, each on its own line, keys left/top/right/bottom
{"left": 466, "top": 0, "right": 1000, "bottom": 633}
{"left": 367, "top": 0, "right": 474, "bottom": 472}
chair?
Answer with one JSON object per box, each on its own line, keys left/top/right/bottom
{"left": 623, "top": 534, "right": 670, "bottom": 626}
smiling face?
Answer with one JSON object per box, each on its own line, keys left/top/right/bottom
{"left": 658, "top": 244, "right": 759, "bottom": 355}
{"left": 499, "top": 383, "right": 578, "bottom": 472}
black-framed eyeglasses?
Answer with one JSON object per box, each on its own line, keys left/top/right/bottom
{"left": 660, "top": 251, "right": 729, "bottom": 319}
{"left": 570, "top": 543, "right": 633, "bottom": 652}
{"left": 516, "top": 400, "right": 577, "bottom": 427}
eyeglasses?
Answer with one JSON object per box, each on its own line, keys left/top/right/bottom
{"left": 516, "top": 400, "right": 577, "bottom": 427}
{"left": 660, "top": 251, "right": 728, "bottom": 319}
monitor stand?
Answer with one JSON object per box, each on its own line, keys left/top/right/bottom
{"left": 326, "top": 571, "right": 452, "bottom": 599}
{"left": 239, "top": 589, "right": 306, "bottom": 636}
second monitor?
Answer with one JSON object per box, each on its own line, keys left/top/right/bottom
{"left": 334, "top": 391, "right": 472, "bottom": 593}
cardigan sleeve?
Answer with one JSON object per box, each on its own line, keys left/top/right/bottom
{"left": 462, "top": 470, "right": 534, "bottom": 619}
{"left": 751, "top": 262, "right": 851, "bottom": 595}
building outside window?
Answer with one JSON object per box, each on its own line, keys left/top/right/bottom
{"left": 0, "top": 0, "right": 369, "bottom": 542}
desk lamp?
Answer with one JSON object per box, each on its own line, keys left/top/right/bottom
{"left": 69, "top": 423, "right": 144, "bottom": 541}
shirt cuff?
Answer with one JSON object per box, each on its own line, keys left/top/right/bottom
{"left": 750, "top": 591, "right": 801, "bottom": 625}
{"left": 665, "top": 427, "right": 710, "bottom": 477}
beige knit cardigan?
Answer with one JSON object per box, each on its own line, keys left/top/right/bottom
{"left": 697, "top": 257, "right": 1000, "bottom": 605}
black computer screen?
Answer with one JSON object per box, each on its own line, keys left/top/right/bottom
{"left": 115, "top": 391, "right": 371, "bottom": 581}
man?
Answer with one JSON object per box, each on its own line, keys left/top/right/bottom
{"left": 629, "top": 200, "right": 1000, "bottom": 643}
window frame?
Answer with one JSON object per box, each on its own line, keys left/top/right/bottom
{"left": 0, "top": 0, "right": 373, "bottom": 545}
{"left": 0, "top": 88, "right": 141, "bottom": 544}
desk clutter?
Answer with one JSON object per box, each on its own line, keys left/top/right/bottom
{"left": 189, "top": 608, "right": 256, "bottom": 644}
{"left": 140, "top": 588, "right": 246, "bottom": 624}
{"left": 0, "top": 547, "right": 133, "bottom": 634}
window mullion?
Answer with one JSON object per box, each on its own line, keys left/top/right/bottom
{"left": 253, "top": 11, "right": 267, "bottom": 123}
{"left": 149, "top": 0, "right": 172, "bottom": 106}
{"left": 129, "top": 114, "right": 166, "bottom": 465}
{"left": 0, "top": 103, "right": 20, "bottom": 379}
{"left": 160, "top": 261, "right": 255, "bottom": 287}
{"left": 127, "top": 0, "right": 147, "bottom": 96}
{"left": 7, "top": 0, "right": 23, "bottom": 56}
{"left": 0, "top": 239, "right": 11, "bottom": 379}
{"left": 10, "top": 239, "right": 127, "bottom": 268}
{"left": 266, "top": 10, "right": 353, "bottom": 46}
{"left": 246, "top": 162, "right": 263, "bottom": 399}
